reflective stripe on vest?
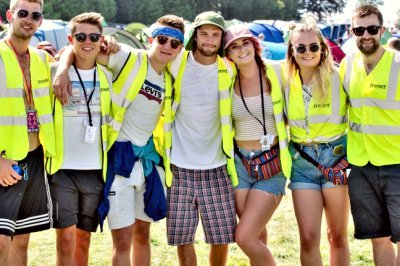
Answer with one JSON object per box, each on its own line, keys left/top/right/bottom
{"left": 285, "top": 69, "right": 347, "bottom": 142}
{"left": 0, "top": 41, "right": 55, "bottom": 160}
{"left": 163, "top": 51, "right": 238, "bottom": 187}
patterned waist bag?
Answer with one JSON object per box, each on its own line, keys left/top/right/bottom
{"left": 237, "top": 146, "right": 281, "bottom": 180}
{"left": 293, "top": 143, "right": 349, "bottom": 185}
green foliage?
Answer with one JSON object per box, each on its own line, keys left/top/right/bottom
{"left": 299, "top": 0, "right": 346, "bottom": 21}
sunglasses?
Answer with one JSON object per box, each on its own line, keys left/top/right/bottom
{"left": 352, "top": 25, "right": 381, "bottom": 36}
{"left": 295, "top": 43, "right": 320, "bottom": 54}
{"left": 156, "top": 36, "right": 182, "bottom": 49}
{"left": 73, "top": 33, "right": 102, "bottom": 42}
{"left": 13, "top": 9, "right": 42, "bottom": 21}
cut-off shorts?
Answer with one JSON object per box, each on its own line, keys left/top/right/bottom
{"left": 288, "top": 135, "right": 347, "bottom": 191}
{"left": 235, "top": 147, "right": 286, "bottom": 195}
{"left": 166, "top": 165, "right": 236, "bottom": 246}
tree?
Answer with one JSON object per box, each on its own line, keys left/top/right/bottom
{"left": 299, "top": 0, "right": 346, "bottom": 21}
{"left": 356, "top": 0, "right": 384, "bottom": 6}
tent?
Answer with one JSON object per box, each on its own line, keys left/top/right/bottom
{"left": 30, "top": 19, "right": 69, "bottom": 51}
{"left": 261, "top": 41, "right": 287, "bottom": 61}
{"left": 249, "top": 22, "right": 284, "bottom": 43}
{"left": 103, "top": 27, "right": 146, "bottom": 49}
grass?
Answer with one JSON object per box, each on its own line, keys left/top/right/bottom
{"left": 28, "top": 193, "right": 374, "bottom": 265}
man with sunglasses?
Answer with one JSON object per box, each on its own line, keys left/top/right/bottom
{"left": 0, "top": 0, "right": 55, "bottom": 265}
{"left": 339, "top": 4, "right": 400, "bottom": 265}
{"left": 46, "top": 12, "right": 114, "bottom": 266}
{"left": 53, "top": 14, "right": 185, "bottom": 266}
{"left": 163, "top": 11, "right": 237, "bottom": 266}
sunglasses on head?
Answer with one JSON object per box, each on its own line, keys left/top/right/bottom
{"left": 352, "top": 25, "right": 381, "bottom": 36}
{"left": 73, "top": 33, "right": 102, "bottom": 43}
{"left": 14, "top": 9, "right": 42, "bottom": 21}
{"left": 156, "top": 36, "right": 182, "bottom": 49}
{"left": 295, "top": 43, "right": 320, "bottom": 54}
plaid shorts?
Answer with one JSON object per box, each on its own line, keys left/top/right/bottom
{"left": 167, "top": 165, "right": 236, "bottom": 245}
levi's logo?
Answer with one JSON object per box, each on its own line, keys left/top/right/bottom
{"left": 138, "top": 80, "right": 164, "bottom": 104}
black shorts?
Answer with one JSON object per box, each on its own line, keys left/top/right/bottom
{"left": 0, "top": 146, "right": 51, "bottom": 236}
{"left": 348, "top": 163, "right": 400, "bottom": 242}
{"left": 49, "top": 169, "right": 103, "bottom": 232}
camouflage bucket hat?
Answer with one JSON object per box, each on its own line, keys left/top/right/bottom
{"left": 185, "top": 11, "right": 226, "bottom": 57}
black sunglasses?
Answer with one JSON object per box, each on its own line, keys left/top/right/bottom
{"left": 295, "top": 43, "right": 320, "bottom": 54}
{"left": 352, "top": 25, "right": 381, "bottom": 36}
{"left": 14, "top": 9, "right": 42, "bottom": 21}
{"left": 73, "top": 33, "right": 102, "bottom": 43}
{"left": 156, "top": 36, "right": 182, "bottom": 49}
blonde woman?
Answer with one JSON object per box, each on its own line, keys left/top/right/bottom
{"left": 284, "top": 20, "right": 350, "bottom": 266}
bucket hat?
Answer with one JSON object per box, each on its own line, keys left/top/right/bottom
{"left": 224, "top": 24, "right": 262, "bottom": 56}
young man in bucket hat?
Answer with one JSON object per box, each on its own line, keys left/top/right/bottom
{"left": 163, "top": 11, "right": 238, "bottom": 265}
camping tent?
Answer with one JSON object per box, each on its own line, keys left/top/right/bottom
{"left": 30, "top": 19, "right": 69, "bottom": 51}
{"left": 249, "top": 22, "right": 284, "bottom": 43}
{"left": 103, "top": 27, "right": 146, "bottom": 49}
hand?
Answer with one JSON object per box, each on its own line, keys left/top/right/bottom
{"left": 53, "top": 46, "right": 74, "bottom": 105}
{"left": 101, "top": 36, "right": 121, "bottom": 54}
{"left": 0, "top": 157, "right": 22, "bottom": 187}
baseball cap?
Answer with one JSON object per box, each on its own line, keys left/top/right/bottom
{"left": 185, "top": 11, "right": 226, "bottom": 57}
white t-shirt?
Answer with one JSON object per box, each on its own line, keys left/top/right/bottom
{"left": 169, "top": 51, "right": 228, "bottom": 169}
{"left": 108, "top": 45, "right": 165, "bottom": 146}
{"left": 61, "top": 66, "right": 102, "bottom": 169}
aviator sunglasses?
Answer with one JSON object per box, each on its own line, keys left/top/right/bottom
{"left": 352, "top": 25, "right": 381, "bottom": 36}
{"left": 13, "top": 9, "right": 42, "bottom": 21}
{"left": 73, "top": 33, "right": 102, "bottom": 42}
{"left": 295, "top": 43, "right": 320, "bottom": 54}
{"left": 156, "top": 36, "right": 182, "bottom": 49}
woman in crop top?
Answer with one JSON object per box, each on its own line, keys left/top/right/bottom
{"left": 284, "top": 19, "right": 350, "bottom": 265}
{"left": 224, "top": 24, "right": 292, "bottom": 265}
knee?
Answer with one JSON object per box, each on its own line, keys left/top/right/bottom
{"left": 76, "top": 233, "right": 91, "bottom": 250}
{"left": 113, "top": 234, "right": 132, "bottom": 252}
{"left": 12, "top": 234, "right": 29, "bottom": 250}
{"left": 0, "top": 236, "right": 11, "bottom": 254}
{"left": 327, "top": 230, "right": 348, "bottom": 248}
{"left": 132, "top": 222, "right": 150, "bottom": 245}
{"left": 235, "top": 227, "right": 250, "bottom": 250}
{"left": 300, "top": 232, "right": 320, "bottom": 251}
{"left": 58, "top": 232, "right": 75, "bottom": 253}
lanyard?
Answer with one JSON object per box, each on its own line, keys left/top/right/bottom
{"left": 6, "top": 40, "right": 33, "bottom": 107}
{"left": 73, "top": 64, "right": 96, "bottom": 127}
{"left": 238, "top": 67, "right": 267, "bottom": 135}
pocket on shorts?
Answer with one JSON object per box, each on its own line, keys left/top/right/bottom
{"left": 108, "top": 175, "right": 134, "bottom": 214}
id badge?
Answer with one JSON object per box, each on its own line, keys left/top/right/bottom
{"left": 27, "top": 110, "right": 39, "bottom": 132}
{"left": 260, "top": 134, "right": 275, "bottom": 151}
{"left": 84, "top": 125, "right": 97, "bottom": 144}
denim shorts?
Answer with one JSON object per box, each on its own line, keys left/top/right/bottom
{"left": 348, "top": 163, "right": 400, "bottom": 242}
{"left": 288, "top": 135, "right": 347, "bottom": 191}
{"left": 235, "top": 148, "right": 287, "bottom": 196}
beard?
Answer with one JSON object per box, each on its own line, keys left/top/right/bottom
{"left": 357, "top": 38, "right": 380, "bottom": 55}
{"left": 196, "top": 45, "right": 219, "bottom": 57}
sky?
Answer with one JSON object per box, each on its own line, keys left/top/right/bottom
{"left": 332, "top": 0, "right": 400, "bottom": 25}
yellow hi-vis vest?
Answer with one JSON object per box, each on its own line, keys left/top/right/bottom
{"left": 0, "top": 41, "right": 55, "bottom": 160}
{"left": 108, "top": 49, "right": 172, "bottom": 151}
{"left": 46, "top": 64, "right": 113, "bottom": 179}
{"left": 284, "top": 69, "right": 347, "bottom": 143}
{"left": 163, "top": 51, "right": 238, "bottom": 187}
{"left": 265, "top": 62, "right": 292, "bottom": 178}
{"left": 339, "top": 50, "right": 400, "bottom": 166}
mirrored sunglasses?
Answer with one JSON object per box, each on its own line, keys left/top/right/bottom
{"left": 14, "top": 9, "right": 42, "bottom": 21}
{"left": 156, "top": 36, "right": 182, "bottom": 49}
{"left": 295, "top": 43, "right": 320, "bottom": 54}
{"left": 352, "top": 25, "right": 381, "bottom": 36}
{"left": 73, "top": 33, "right": 102, "bottom": 42}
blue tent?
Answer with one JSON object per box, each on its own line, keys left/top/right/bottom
{"left": 261, "top": 41, "right": 287, "bottom": 61}
{"left": 249, "top": 22, "right": 284, "bottom": 43}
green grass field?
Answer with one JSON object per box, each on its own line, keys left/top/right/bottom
{"left": 28, "top": 193, "right": 374, "bottom": 265}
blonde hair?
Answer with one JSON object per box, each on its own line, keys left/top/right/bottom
{"left": 286, "top": 18, "right": 334, "bottom": 99}
{"left": 10, "top": 0, "right": 43, "bottom": 10}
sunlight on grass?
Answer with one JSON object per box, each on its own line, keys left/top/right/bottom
{"left": 29, "top": 193, "right": 374, "bottom": 265}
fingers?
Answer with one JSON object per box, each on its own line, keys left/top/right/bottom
{"left": 0, "top": 171, "right": 21, "bottom": 187}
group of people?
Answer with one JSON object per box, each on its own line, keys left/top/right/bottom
{"left": 0, "top": 0, "right": 399, "bottom": 266}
